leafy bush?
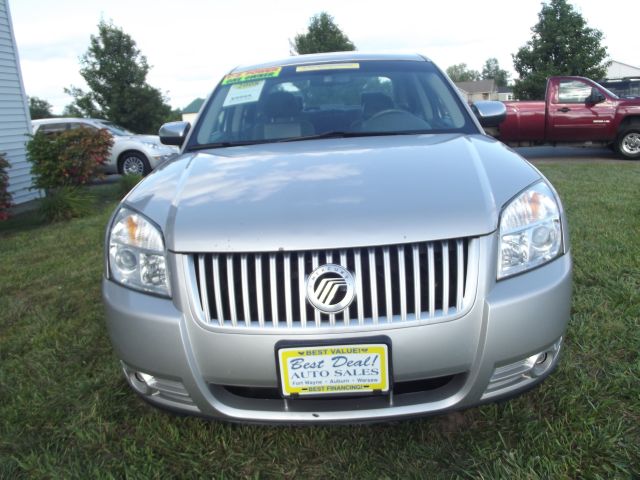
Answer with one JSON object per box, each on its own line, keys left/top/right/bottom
{"left": 118, "top": 173, "right": 142, "bottom": 198}
{"left": 0, "top": 153, "right": 11, "bottom": 221}
{"left": 26, "top": 128, "right": 113, "bottom": 191}
{"left": 38, "top": 186, "right": 95, "bottom": 223}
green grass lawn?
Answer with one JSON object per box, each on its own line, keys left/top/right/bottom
{"left": 1, "top": 164, "right": 638, "bottom": 479}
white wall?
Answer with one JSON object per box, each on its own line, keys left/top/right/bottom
{"left": 181, "top": 112, "right": 197, "bottom": 124}
{"left": 0, "top": 0, "right": 39, "bottom": 205}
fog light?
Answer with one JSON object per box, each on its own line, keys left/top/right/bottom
{"left": 535, "top": 353, "right": 548, "bottom": 365}
{"left": 527, "top": 338, "right": 562, "bottom": 378}
{"left": 135, "top": 371, "right": 155, "bottom": 385}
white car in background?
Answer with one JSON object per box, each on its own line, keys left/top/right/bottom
{"left": 31, "top": 118, "right": 179, "bottom": 175}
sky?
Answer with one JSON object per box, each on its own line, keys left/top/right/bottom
{"left": 10, "top": 0, "right": 640, "bottom": 115}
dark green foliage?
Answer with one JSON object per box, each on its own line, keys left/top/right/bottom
{"left": 38, "top": 186, "right": 95, "bottom": 223}
{"left": 292, "top": 12, "right": 355, "bottom": 55}
{"left": 26, "top": 128, "right": 113, "bottom": 190}
{"left": 481, "top": 58, "right": 510, "bottom": 87}
{"left": 65, "top": 20, "right": 173, "bottom": 133}
{"left": 513, "top": 0, "right": 609, "bottom": 100}
{"left": 0, "top": 153, "right": 11, "bottom": 220}
{"left": 446, "top": 63, "right": 481, "bottom": 82}
{"left": 118, "top": 173, "right": 142, "bottom": 198}
{"left": 28, "top": 96, "right": 54, "bottom": 120}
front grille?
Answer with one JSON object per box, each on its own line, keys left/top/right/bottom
{"left": 220, "top": 374, "right": 457, "bottom": 400}
{"left": 189, "top": 239, "right": 474, "bottom": 329}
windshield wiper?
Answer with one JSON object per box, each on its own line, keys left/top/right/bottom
{"left": 189, "top": 130, "right": 432, "bottom": 150}
{"left": 188, "top": 140, "right": 264, "bottom": 151}
{"left": 276, "top": 130, "right": 430, "bottom": 143}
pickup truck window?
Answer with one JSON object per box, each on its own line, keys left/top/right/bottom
{"left": 558, "top": 80, "right": 592, "bottom": 103}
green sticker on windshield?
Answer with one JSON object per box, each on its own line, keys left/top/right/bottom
{"left": 222, "top": 67, "right": 282, "bottom": 85}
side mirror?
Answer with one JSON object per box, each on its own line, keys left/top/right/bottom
{"left": 159, "top": 121, "right": 191, "bottom": 146}
{"left": 587, "top": 87, "right": 606, "bottom": 104}
{"left": 471, "top": 101, "right": 507, "bottom": 128}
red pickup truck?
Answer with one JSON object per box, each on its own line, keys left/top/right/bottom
{"left": 497, "top": 76, "right": 640, "bottom": 159}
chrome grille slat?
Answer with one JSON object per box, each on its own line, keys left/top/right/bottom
{"left": 383, "top": 247, "right": 393, "bottom": 323}
{"left": 211, "top": 255, "right": 224, "bottom": 327}
{"left": 192, "top": 238, "right": 472, "bottom": 330}
{"left": 255, "top": 254, "right": 265, "bottom": 327}
{"left": 427, "top": 244, "right": 435, "bottom": 318}
{"left": 398, "top": 246, "right": 407, "bottom": 322}
{"left": 240, "top": 254, "right": 251, "bottom": 326}
{"left": 311, "top": 252, "right": 321, "bottom": 327}
{"left": 368, "top": 248, "right": 379, "bottom": 324}
{"left": 226, "top": 255, "right": 237, "bottom": 327}
{"left": 269, "top": 254, "right": 278, "bottom": 328}
{"left": 456, "top": 239, "right": 464, "bottom": 311}
{"left": 197, "top": 255, "right": 211, "bottom": 323}
{"left": 340, "top": 250, "right": 350, "bottom": 325}
{"left": 297, "top": 254, "right": 307, "bottom": 328}
{"left": 283, "top": 254, "right": 293, "bottom": 328}
{"left": 355, "top": 249, "right": 365, "bottom": 325}
{"left": 442, "top": 241, "right": 449, "bottom": 316}
{"left": 412, "top": 245, "right": 421, "bottom": 321}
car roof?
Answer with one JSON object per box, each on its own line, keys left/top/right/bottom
{"left": 230, "top": 51, "right": 429, "bottom": 74}
{"left": 31, "top": 117, "right": 107, "bottom": 125}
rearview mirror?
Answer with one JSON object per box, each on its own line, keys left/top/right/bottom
{"left": 159, "top": 121, "right": 191, "bottom": 146}
{"left": 471, "top": 101, "right": 507, "bottom": 128}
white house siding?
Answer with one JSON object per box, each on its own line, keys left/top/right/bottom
{"left": 181, "top": 112, "right": 197, "bottom": 124}
{"left": 0, "top": 0, "right": 38, "bottom": 205}
{"left": 606, "top": 61, "right": 640, "bottom": 80}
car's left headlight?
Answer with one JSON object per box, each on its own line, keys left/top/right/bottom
{"left": 140, "top": 141, "right": 161, "bottom": 150}
{"left": 498, "top": 181, "right": 563, "bottom": 279}
{"left": 108, "top": 208, "right": 171, "bottom": 296}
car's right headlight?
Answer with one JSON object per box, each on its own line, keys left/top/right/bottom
{"left": 107, "top": 207, "right": 171, "bottom": 296}
{"left": 498, "top": 181, "right": 563, "bottom": 279}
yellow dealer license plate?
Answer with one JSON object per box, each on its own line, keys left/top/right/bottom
{"left": 278, "top": 344, "right": 389, "bottom": 397}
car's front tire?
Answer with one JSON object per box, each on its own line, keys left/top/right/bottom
{"left": 119, "top": 151, "right": 151, "bottom": 175}
{"left": 615, "top": 126, "right": 640, "bottom": 160}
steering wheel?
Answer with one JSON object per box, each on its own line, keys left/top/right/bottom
{"left": 367, "top": 109, "right": 411, "bottom": 122}
{"left": 362, "top": 109, "right": 431, "bottom": 131}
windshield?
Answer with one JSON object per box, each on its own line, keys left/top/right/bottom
{"left": 96, "top": 120, "right": 134, "bottom": 136}
{"left": 189, "top": 60, "right": 476, "bottom": 149}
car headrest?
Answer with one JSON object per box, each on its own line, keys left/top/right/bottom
{"left": 264, "top": 91, "right": 300, "bottom": 119}
{"left": 362, "top": 92, "right": 394, "bottom": 118}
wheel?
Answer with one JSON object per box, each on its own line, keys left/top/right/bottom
{"left": 615, "top": 127, "right": 640, "bottom": 160}
{"left": 119, "top": 152, "right": 151, "bottom": 175}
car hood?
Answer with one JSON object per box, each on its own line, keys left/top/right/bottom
{"left": 124, "top": 134, "right": 542, "bottom": 252}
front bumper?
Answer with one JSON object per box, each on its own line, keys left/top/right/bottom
{"left": 103, "top": 236, "right": 572, "bottom": 423}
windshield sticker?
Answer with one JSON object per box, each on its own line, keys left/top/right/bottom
{"left": 223, "top": 80, "right": 265, "bottom": 107}
{"left": 296, "top": 63, "right": 360, "bottom": 73}
{"left": 222, "top": 67, "right": 281, "bottom": 85}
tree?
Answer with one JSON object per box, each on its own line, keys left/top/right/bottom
{"left": 291, "top": 12, "right": 355, "bottom": 55}
{"left": 446, "top": 64, "right": 481, "bottom": 83}
{"left": 481, "top": 58, "right": 509, "bottom": 87}
{"left": 512, "top": 0, "right": 609, "bottom": 100}
{"left": 29, "top": 96, "right": 54, "bottom": 119}
{"left": 66, "top": 20, "right": 173, "bottom": 133}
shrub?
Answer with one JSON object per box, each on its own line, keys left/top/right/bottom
{"left": 118, "top": 173, "right": 143, "bottom": 198}
{"left": 38, "top": 186, "right": 95, "bottom": 223}
{"left": 0, "top": 152, "right": 11, "bottom": 221}
{"left": 26, "top": 128, "right": 113, "bottom": 191}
